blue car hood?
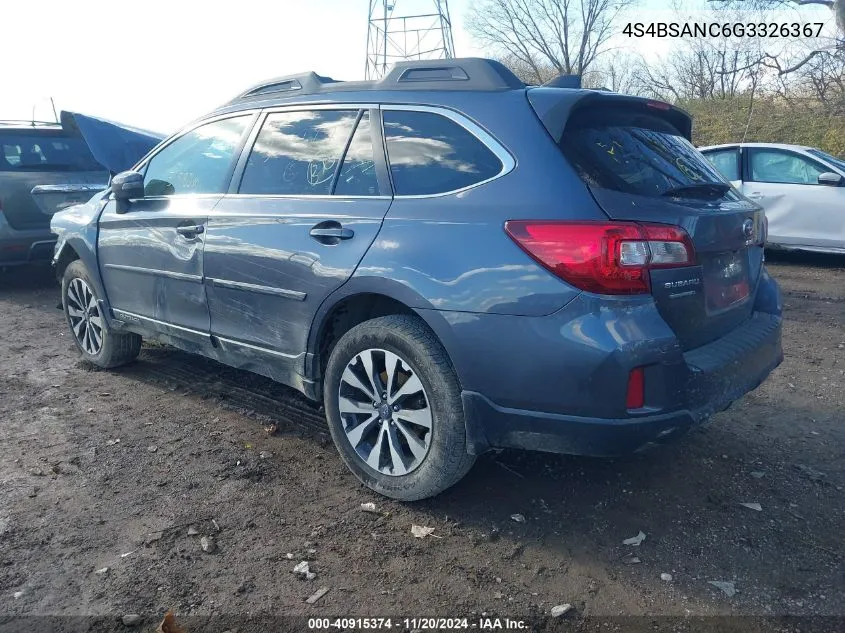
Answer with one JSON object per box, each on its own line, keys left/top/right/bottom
{"left": 60, "top": 110, "right": 165, "bottom": 175}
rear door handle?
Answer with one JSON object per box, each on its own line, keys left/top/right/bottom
{"left": 176, "top": 224, "right": 205, "bottom": 237}
{"left": 310, "top": 223, "right": 354, "bottom": 243}
{"left": 747, "top": 192, "right": 763, "bottom": 200}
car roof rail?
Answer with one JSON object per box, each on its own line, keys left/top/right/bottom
{"left": 236, "top": 72, "right": 342, "bottom": 99}
{"left": 227, "top": 57, "right": 525, "bottom": 104}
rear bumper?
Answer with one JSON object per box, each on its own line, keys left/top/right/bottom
{"left": 0, "top": 212, "right": 56, "bottom": 266}
{"left": 0, "top": 233, "right": 56, "bottom": 266}
{"left": 460, "top": 310, "right": 783, "bottom": 457}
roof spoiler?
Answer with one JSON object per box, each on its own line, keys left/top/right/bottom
{"left": 526, "top": 88, "right": 693, "bottom": 142}
{"left": 229, "top": 58, "right": 525, "bottom": 104}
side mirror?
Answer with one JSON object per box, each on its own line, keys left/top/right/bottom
{"left": 111, "top": 170, "right": 144, "bottom": 213}
{"left": 818, "top": 172, "right": 843, "bottom": 187}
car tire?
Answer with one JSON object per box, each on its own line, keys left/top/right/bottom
{"left": 324, "top": 314, "right": 475, "bottom": 501}
{"left": 62, "top": 260, "right": 141, "bottom": 368}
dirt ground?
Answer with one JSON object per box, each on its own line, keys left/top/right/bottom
{"left": 0, "top": 251, "right": 843, "bottom": 631}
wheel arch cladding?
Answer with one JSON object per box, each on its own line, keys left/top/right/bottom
{"left": 54, "top": 242, "right": 81, "bottom": 281}
{"left": 308, "top": 288, "right": 490, "bottom": 456}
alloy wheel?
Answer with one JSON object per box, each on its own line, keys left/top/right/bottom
{"left": 66, "top": 278, "right": 103, "bottom": 355}
{"left": 337, "top": 348, "right": 432, "bottom": 476}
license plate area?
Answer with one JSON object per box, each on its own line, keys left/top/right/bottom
{"left": 703, "top": 250, "right": 750, "bottom": 314}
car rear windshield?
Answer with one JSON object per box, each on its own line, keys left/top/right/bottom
{"left": 1, "top": 133, "right": 103, "bottom": 172}
{"left": 561, "top": 106, "right": 739, "bottom": 201}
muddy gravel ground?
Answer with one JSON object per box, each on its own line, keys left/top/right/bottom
{"left": 0, "top": 252, "right": 843, "bottom": 632}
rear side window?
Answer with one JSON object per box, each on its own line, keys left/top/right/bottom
{"left": 383, "top": 110, "right": 503, "bottom": 196}
{"left": 562, "top": 106, "right": 739, "bottom": 200}
{"left": 144, "top": 116, "right": 250, "bottom": 196}
{"left": 1, "top": 133, "right": 102, "bottom": 172}
{"left": 704, "top": 149, "right": 740, "bottom": 181}
{"left": 239, "top": 110, "right": 359, "bottom": 196}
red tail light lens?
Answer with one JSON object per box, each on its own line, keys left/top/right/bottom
{"left": 626, "top": 367, "right": 645, "bottom": 409}
{"left": 504, "top": 220, "right": 695, "bottom": 295}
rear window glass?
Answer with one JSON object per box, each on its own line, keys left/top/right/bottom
{"left": 383, "top": 110, "right": 503, "bottom": 196}
{"left": 1, "top": 133, "right": 102, "bottom": 172}
{"left": 561, "top": 107, "right": 739, "bottom": 200}
{"left": 239, "top": 110, "right": 359, "bottom": 196}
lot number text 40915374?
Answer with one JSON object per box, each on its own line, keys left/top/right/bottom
{"left": 308, "top": 617, "right": 529, "bottom": 630}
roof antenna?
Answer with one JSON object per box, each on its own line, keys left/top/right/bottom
{"left": 31, "top": 104, "right": 36, "bottom": 127}
{"left": 50, "top": 97, "right": 59, "bottom": 124}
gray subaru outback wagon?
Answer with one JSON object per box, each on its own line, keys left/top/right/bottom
{"left": 51, "top": 58, "right": 783, "bottom": 500}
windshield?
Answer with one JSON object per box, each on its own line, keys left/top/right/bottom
{"left": 808, "top": 148, "right": 845, "bottom": 174}
{"left": 0, "top": 132, "right": 104, "bottom": 172}
{"left": 561, "top": 106, "right": 740, "bottom": 201}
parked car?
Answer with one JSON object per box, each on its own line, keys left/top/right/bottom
{"left": 0, "top": 113, "right": 162, "bottom": 270}
{"left": 700, "top": 142, "right": 845, "bottom": 254}
{"left": 51, "top": 58, "right": 783, "bottom": 500}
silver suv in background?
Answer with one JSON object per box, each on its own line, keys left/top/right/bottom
{"left": 701, "top": 142, "right": 845, "bottom": 255}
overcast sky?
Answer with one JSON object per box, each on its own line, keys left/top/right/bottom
{"left": 2, "top": 0, "right": 833, "bottom": 134}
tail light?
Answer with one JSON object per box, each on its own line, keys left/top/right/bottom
{"left": 504, "top": 221, "right": 695, "bottom": 295}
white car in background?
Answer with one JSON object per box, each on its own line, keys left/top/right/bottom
{"left": 700, "top": 142, "right": 845, "bottom": 254}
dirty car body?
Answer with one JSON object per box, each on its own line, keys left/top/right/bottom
{"left": 52, "top": 59, "right": 783, "bottom": 499}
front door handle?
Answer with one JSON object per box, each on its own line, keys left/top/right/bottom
{"left": 310, "top": 221, "right": 354, "bottom": 244}
{"left": 747, "top": 192, "right": 763, "bottom": 200}
{"left": 176, "top": 224, "right": 205, "bottom": 237}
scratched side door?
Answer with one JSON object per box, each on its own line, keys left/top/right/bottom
{"left": 203, "top": 106, "right": 392, "bottom": 386}
{"left": 98, "top": 114, "right": 255, "bottom": 340}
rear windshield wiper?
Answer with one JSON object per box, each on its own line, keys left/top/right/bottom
{"left": 661, "top": 182, "right": 731, "bottom": 199}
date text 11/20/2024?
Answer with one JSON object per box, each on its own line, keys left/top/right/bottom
{"left": 308, "top": 617, "right": 529, "bottom": 630}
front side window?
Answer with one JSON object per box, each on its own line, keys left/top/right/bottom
{"left": 749, "top": 150, "right": 826, "bottom": 185}
{"left": 704, "top": 149, "right": 740, "bottom": 182}
{"left": 239, "top": 110, "right": 359, "bottom": 196}
{"left": 562, "top": 106, "right": 740, "bottom": 201}
{"left": 382, "top": 110, "right": 503, "bottom": 196}
{"left": 143, "top": 116, "right": 250, "bottom": 196}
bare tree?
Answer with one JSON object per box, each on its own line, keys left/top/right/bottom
{"left": 633, "top": 36, "right": 765, "bottom": 101}
{"left": 466, "top": 0, "right": 636, "bottom": 84}
{"left": 585, "top": 51, "right": 645, "bottom": 93}
{"left": 708, "top": 0, "right": 844, "bottom": 75}
{"left": 629, "top": 1, "right": 767, "bottom": 100}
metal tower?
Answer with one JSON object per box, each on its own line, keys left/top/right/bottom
{"left": 365, "top": 0, "right": 456, "bottom": 80}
